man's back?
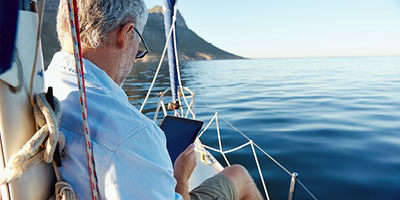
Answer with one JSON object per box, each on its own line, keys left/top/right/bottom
{"left": 45, "top": 51, "right": 181, "bottom": 199}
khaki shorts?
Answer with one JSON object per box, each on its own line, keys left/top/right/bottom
{"left": 190, "top": 173, "right": 238, "bottom": 200}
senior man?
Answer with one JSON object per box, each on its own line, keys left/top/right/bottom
{"left": 45, "top": 0, "right": 262, "bottom": 199}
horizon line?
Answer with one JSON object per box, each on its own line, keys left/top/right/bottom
{"left": 244, "top": 54, "right": 400, "bottom": 60}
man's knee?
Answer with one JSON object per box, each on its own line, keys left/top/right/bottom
{"left": 223, "top": 165, "right": 248, "bottom": 176}
{"left": 220, "top": 165, "right": 261, "bottom": 199}
{"left": 221, "top": 165, "right": 252, "bottom": 185}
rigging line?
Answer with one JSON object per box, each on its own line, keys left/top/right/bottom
{"left": 201, "top": 131, "right": 251, "bottom": 154}
{"left": 201, "top": 102, "right": 293, "bottom": 175}
{"left": 170, "top": 4, "right": 195, "bottom": 119}
{"left": 202, "top": 145, "right": 221, "bottom": 153}
{"left": 251, "top": 141, "right": 271, "bottom": 200}
{"left": 199, "top": 104, "right": 318, "bottom": 200}
{"left": 29, "top": 0, "right": 46, "bottom": 107}
{"left": 198, "top": 112, "right": 217, "bottom": 138}
{"left": 253, "top": 143, "right": 291, "bottom": 175}
{"left": 153, "top": 97, "right": 163, "bottom": 122}
{"left": 185, "top": 94, "right": 195, "bottom": 118}
{"left": 216, "top": 114, "right": 230, "bottom": 166}
{"left": 177, "top": 93, "right": 184, "bottom": 116}
{"left": 174, "top": 108, "right": 181, "bottom": 117}
{"left": 161, "top": 99, "right": 168, "bottom": 117}
{"left": 144, "top": 3, "right": 317, "bottom": 198}
{"left": 66, "top": 0, "right": 99, "bottom": 199}
{"left": 222, "top": 141, "right": 251, "bottom": 154}
{"left": 139, "top": 4, "right": 179, "bottom": 113}
{"left": 297, "top": 179, "right": 318, "bottom": 200}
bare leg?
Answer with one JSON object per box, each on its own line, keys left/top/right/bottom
{"left": 220, "top": 165, "right": 263, "bottom": 200}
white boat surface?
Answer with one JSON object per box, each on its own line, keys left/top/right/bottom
{"left": 0, "top": 6, "right": 55, "bottom": 200}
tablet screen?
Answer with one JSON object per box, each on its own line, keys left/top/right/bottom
{"left": 160, "top": 115, "right": 204, "bottom": 164}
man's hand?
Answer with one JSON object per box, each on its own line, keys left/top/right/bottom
{"left": 174, "top": 143, "right": 196, "bottom": 200}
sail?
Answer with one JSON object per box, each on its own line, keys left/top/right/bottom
{"left": 0, "top": 0, "right": 19, "bottom": 74}
{"left": 163, "top": 0, "right": 179, "bottom": 103}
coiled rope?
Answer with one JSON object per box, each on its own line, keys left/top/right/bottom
{"left": 0, "top": 93, "right": 75, "bottom": 199}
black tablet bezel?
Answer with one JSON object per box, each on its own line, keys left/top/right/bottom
{"left": 160, "top": 115, "right": 204, "bottom": 162}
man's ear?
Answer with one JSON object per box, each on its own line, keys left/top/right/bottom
{"left": 116, "top": 23, "right": 134, "bottom": 49}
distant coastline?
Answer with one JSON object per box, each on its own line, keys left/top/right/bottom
{"left": 247, "top": 54, "right": 400, "bottom": 60}
{"left": 41, "top": 3, "right": 243, "bottom": 67}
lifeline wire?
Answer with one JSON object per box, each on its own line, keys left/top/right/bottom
{"left": 198, "top": 103, "right": 318, "bottom": 200}
{"left": 138, "top": 2, "right": 317, "bottom": 200}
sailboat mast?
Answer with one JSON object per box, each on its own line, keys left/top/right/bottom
{"left": 163, "top": 0, "right": 179, "bottom": 103}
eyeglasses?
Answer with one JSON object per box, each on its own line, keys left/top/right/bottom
{"left": 133, "top": 27, "right": 149, "bottom": 59}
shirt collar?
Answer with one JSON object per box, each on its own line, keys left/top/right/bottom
{"left": 48, "top": 51, "right": 128, "bottom": 102}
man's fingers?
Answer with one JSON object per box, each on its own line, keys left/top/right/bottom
{"left": 184, "top": 143, "right": 195, "bottom": 155}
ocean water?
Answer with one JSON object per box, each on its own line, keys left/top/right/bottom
{"left": 123, "top": 56, "right": 400, "bottom": 200}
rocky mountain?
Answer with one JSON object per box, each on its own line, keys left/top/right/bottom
{"left": 41, "top": 4, "right": 243, "bottom": 66}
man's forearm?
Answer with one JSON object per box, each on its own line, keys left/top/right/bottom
{"left": 175, "top": 180, "right": 190, "bottom": 200}
{"left": 174, "top": 144, "right": 196, "bottom": 200}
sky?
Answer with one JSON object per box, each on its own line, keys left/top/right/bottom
{"left": 144, "top": 0, "right": 400, "bottom": 59}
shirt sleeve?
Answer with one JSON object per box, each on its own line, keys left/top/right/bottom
{"left": 103, "top": 124, "right": 183, "bottom": 200}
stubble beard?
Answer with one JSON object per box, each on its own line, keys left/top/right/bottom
{"left": 116, "top": 53, "right": 134, "bottom": 86}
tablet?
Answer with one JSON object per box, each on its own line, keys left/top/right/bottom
{"left": 160, "top": 115, "right": 204, "bottom": 164}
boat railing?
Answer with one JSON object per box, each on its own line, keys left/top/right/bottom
{"left": 198, "top": 110, "right": 318, "bottom": 200}
{"left": 153, "top": 87, "right": 196, "bottom": 121}
{"left": 142, "top": 87, "right": 318, "bottom": 200}
{"left": 139, "top": 2, "right": 317, "bottom": 198}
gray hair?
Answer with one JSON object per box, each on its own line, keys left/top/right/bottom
{"left": 57, "top": 0, "right": 148, "bottom": 49}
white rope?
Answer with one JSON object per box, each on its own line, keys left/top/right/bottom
{"left": 153, "top": 94, "right": 163, "bottom": 122}
{"left": 53, "top": 162, "right": 76, "bottom": 200}
{"left": 178, "top": 95, "right": 184, "bottom": 116}
{"left": 139, "top": 3, "right": 196, "bottom": 120}
{"left": 55, "top": 181, "right": 76, "bottom": 200}
{"left": 199, "top": 116, "right": 252, "bottom": 154}
{"left": 0, "top": 93, "right": 75, "bottom": 199}
{"left": 201, "top": 145, "right": 221, "bottom": 153}
{"left": 179, "top": 87, "right": 195, "bottom": 119}
{"left": 161, "top": 99, "right": 168, "bottom": 117}
{"left": 185, "top": 92, "right": 195, "bottom": 118}
{"left": 198, "top": 108, "right": 318, "bottom": 200}
{"left": 215, "top": 114, "right": 230, "bottom": 166}
{"left": 29, "top": 0, "right": 46, "bottom": 107}
{"left": 203, "top": 103, "right": 293, "bottom": 175}
{"left": 135, "top": 2, "right": 318, "bottom": 199}
{"left": 201, "top": 142, "right": 252, "bottom": 155}
{"left": 0, "top": 93, "right": 63, "bottom": 184}
{"left": 222, "top": 141, "right": 251, "bottom": 154}
{"left": 168, "top": 4, "right": 196, "bottom": 119}
{"left": 139, "top": 4, "right": 179, "bottom": 113}
{"left": 198, "top": 112, "right": 217, "bottom": 138}
{"left": 251, "top": 141, "right": 270, "bottom": 200}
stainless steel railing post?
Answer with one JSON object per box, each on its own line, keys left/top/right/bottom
{"left": 288, "top": 172, "right": 298, "bottom": 200}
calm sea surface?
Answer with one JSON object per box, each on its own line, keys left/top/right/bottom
{"left": 123, "top": 56, "right": 400, "bottom": 200}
